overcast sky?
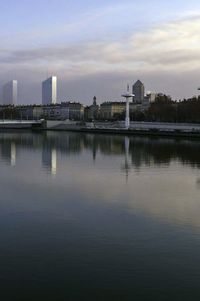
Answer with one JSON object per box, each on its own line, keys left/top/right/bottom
{"left": 1, "top": 0, "right": 200, "bottom": 104}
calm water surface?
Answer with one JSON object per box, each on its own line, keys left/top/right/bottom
{"left": 0, "top": 131, "right": 200, "bottom": 300}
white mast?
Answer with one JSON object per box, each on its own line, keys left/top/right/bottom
{"left": 122, "top": 84, "right": 134, "bottom": 129}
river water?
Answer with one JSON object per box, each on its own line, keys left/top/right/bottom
{"left": 0, "top": 131, "right": 200, "bottom": 300}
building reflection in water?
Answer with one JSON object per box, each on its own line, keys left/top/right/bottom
{"left": 0, "top": 141, "right": 16, "bottom": 166}
{"left": 11, "top": 142, "right": 16, "bottom": 166}
{"left": 51, "top": 148, "right": 57, "bottom": 175}
{"left": 0, "top": 132, "right": 199, "bottom": 231}
{"left": 121, "top": 136, "right": 131, "bottom": 182}
{"left": 0, "top": 132, "right": 200, "bottom": 178}
{"left": 42, "top": 147, "right": 57, "bottom": 176}
{"left": 196, "top": 178, "right": 200, "bottom": 189}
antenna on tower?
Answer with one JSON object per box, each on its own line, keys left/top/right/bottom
{"left": 46, "top": 68, "right": 49, "bottom": 79}
{"left": 127, "top": 84, "right": 129, "bottom": 92}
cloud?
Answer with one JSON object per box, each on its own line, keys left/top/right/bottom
{"left": 2, "top": 15, "right": 200, "bottom": 70}
{"left": 0, "top": 14, "right": 200, "bottom": 103}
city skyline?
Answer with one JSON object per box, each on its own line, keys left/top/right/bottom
{"left": 0, "top": 1, "right": 200, "bottom": 103}
{"left": 0, "top": 78, "right": 157, "bottom": 106}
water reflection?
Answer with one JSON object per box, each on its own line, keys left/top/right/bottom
{"left": 0, "top": 131, "right": 199, "bottom": 227}
{"left": 0, "top": 131, "right": 200, "bottom": 172}
{"left": 0, "top": 132, "right": 200, "bottom": 300}
{"left": 11, "top": 142, "right": 16, "bottom": 166}
{"left": 121, "top": 136, "right": 131, "bottom": 182}
{"left": 0, "top": 140, "right": 16, "bottom": 166}
{"left": 42, "top": 147, "right": 57, "bottom": 175}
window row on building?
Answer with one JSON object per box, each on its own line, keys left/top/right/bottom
{"left": 12, "top": 102, "right": 85, "bottom": 120}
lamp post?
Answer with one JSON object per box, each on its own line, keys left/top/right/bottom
{"left": 122, "top": 84, "right": 134, "bottom": 128}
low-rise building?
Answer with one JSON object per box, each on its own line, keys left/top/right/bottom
{"left": 146, "top": 93, "right": 156, "bottom": 103}
{"left": 65, "top": 102, "right": 85, "bottom": 120}
{"left": 42, "top": 104, "right": 69, "bottom": 120}
{"left": 84, "top": 96, "right": 99, "bottom": 120}
{"left": 15, "top": 102, "right": 85, "bottom": 121}
{"left": 16, "top": 105, "right": 43, "bottom": 119}
{"left": 100, "top": 102, "right": 126, "bottom": 120}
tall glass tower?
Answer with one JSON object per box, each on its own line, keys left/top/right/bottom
{"left": 42, "top": 76, "right": 57, "bottom": 105}
{"left": 3, "top": 80, "right": 18, "bottom": 105}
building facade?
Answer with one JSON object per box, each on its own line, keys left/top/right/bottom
{"left": 43, "top": 103, "right": 69, "bottom": 120}
{"left": 67, "top": 102, "right": 85, "bottom": 120}
{"left": 42, "top": 76, "right": 57, "bottom": 105}
{"left": 84, "top": 96, "right": 99, "bottom": 120}
{"left": 42, "top": 102, "right": 84, "bottom": 120}
{"left": 147, "top": 93, "right": 156, "bottom": 103}
{"left": 100, "top": 102, "right": 125, "bottom": 120}
{"left": 3, "top": 80, "right": 18, "bottom": 105}
{"left": 16, "top": 105, "right": 43, "bottom": 119}
{"left": 132, "top": 80, "right": 145, "bottom": 104}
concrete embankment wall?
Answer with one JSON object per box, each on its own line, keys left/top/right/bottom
{"left": 44, "top": 121, "right": 200, "bottom": 138}
{"left": 0, "top": 120, "right": 44, "bottom": 130}
{"left": 0, "top": 123, "right": 32, "bottom": 129}
{"left": 1, "top": 120, "right": 200, "bottom": 138}
{"left": 46, "top": 120, "right": 78, "bottom": 129}
{"left": 77, "top": 128, "right": 200, "bottom": 138}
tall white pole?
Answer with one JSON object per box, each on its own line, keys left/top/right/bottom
{"left": 122, "top": 84, "right": 134, "bottom": 129}
{"left": 125, "top": 97, "right": 130, "bottom": 128}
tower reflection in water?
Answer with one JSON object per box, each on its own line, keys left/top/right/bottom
{"left": 11, "top": 142, "right": 16, "bottom": 167}
{"left": 121, "top": 136, "right": 131, "bottom": 182}
{"left": 0, "top": 141, "right": 16, "bottom": 167}
{"left": 42, "top": 147, "right": 57, "bottom": 175}
{"left": 0, "top": 132, "right": 200, "bottom": 179}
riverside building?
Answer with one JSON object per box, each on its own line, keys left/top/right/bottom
{"left": 3, "top": 80, "right": 18, "bottom": 105}
{"left": 132, "top": 80, "right": 145, "bottom": 104}
{"left": 42, "top": 76, "right": 57, "bottom": 105}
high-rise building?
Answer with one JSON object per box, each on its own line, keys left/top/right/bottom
{"left": 132, "top": 80, "right": 145, "bottom": 103}
{"left": 3, "top": 80, "right": 18, "bottom": 105}
{"left": 42, "top": 76, "right": 57, "bottom": 105}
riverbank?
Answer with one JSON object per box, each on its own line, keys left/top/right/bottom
{"left": 1, "top": 120, "right": 200, "bottom": 139}
{"left": 43, "top": 120, "right": 200, "bottom": 138}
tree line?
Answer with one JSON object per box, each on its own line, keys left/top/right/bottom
{"left": 145, "top": 95, "right": 200, "bottom": 123}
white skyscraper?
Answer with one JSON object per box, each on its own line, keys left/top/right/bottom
{"left": 42, "top": 76, "right": 57, "bottom": 105}
{"left": 3, "top": 80, "right": 18, "bottom": 105}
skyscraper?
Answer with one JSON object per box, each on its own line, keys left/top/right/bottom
{"left": 42, "top": 76, "right": 57, "bottom": 105}
{"left": 3, "top": 80, "right": 18, "bottom": 105}
{"left": 132, "top": 80, "right": 145, "bottom": 103}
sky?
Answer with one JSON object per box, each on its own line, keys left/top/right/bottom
{"left": 1, "top": 0, "right": 200, "bottom": 104}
